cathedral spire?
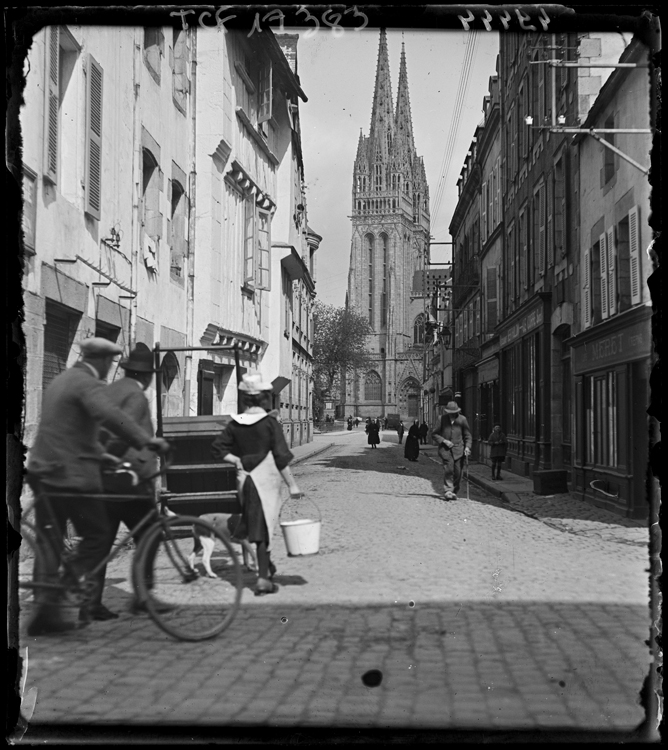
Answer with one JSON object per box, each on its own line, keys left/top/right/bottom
{"left": 394, "top": 42, "right": 415, "bottom": 157}
{"left": 368, "top": 28, "right": 394, "bottom": 172}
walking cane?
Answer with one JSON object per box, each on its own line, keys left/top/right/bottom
{"left": 465, "top": 454, "right": 470, "bottom": 501}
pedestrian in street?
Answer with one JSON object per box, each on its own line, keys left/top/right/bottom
{"left": 89, "top": 344, "right": 164, "bottom": 621}
{"left": 211, "top": 373, "right": 302, "bottom": 596}
{"left": 367, "top": 417, "right": 380, "bottom": 449}
{"left": 488, "top": 423, "right": 508, "bottom": 480}
{"left": 404, "top": 419, "right": 420, "bottom": 461}
{"left": 347, "top": 416, "right": 353, "bottom": 431}
{"left": 25, "top": 338, "right": 169, "bottom": 636}
{"left": 431, "top": 401, "right": 472, "bottom": 501}
{"left": 418, "top": 420, "right": 429, "bottom": 445}
{"left": 354, "top": 418, "right": 359, "bottom": 428}
{"left": 397, "top": 421, "right": 405, "bottom": 444}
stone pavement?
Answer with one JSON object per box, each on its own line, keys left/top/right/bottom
{"left": 11, "top": 430, "right": 656, "bottom": 740}
{"left": 418, "top": 445, "right": 649, "bottom": 548}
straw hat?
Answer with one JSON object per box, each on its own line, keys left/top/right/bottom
{"left": 238, "top": 373, "right": 273, "bottom": 394}
{"left": 444, "top": 401, "right": 461, "bottom": 414}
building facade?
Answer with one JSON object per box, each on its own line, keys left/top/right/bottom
{"left": 345, "top": 30, "right": 431, "bottom": 421}
{"left": 19, "top": 22, "right": 319, "bottom": 453}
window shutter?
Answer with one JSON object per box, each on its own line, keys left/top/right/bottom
{"left": 599, "top": 233, "right": 609, "bottom": 319}
{"left": 84, "top": 54, "right": 103, "bottom": 219}
{"left": 583, "top": 246, "right": 591, "bottom": 328}
{"left": 606, "top": 227, "right": 616, "bottom": 316}
{"left": 494, "top": 159, "right": 500, "bottom": 226}
{"left": 244, "top": 196, "right": 255, "bottom": 285}
{"left": 256, "top": 210, "right": 271, "bottom": 290}
{"left": 481, "top": 181, "right": 487, "bottom": 240}
{"left": 476, "top": 298, "right": 481, "bottom": 335}
{"left": 43, "top": 26, "right": 60, "bottom": 183}
{"left": 538, "top": 185, "right": 546, "bottom": 276}
{"left": 258, "top": 62, "right": 272, "bottom": 124}
{"left": 486, "top": 266, "right": 497, "bottom": 331}
{"left": 628, "top": 206, "right": 641, "bottom": 305}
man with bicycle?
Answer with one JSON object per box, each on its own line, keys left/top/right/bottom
{"left": 26, "top": 338, "right": 169, "bottom": 636}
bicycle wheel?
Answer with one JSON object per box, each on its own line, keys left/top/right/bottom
{"left": 134, "top": 516, "right": 243, "bottom": 641}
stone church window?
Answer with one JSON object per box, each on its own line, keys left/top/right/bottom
{"left": 367, "top": 234, "right": 375, "bottom": 325}
{"left": 413, "top": 313, "right": 425, "bottom": 344}
{"left": 364, "top": 370, "right": 382, "bottom": 401}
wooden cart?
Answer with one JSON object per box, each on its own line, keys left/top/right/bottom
{"left": 153, "top": 343, "right": 244, "bottom": 517}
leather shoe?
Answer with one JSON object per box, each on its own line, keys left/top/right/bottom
{"left": 130, "top": 599, "right": 176, "bottom": 615}
{"left": 27, "top": 611, "right": 76, "bottom": 637}
{"left": 268, "top": 562, "right": 277, "bottom": 579}
{"left": 79, "top": 604, "right": 119, "bottom": 622}
{"left": 254, "top": 578, "right": 278, "bottom": 596}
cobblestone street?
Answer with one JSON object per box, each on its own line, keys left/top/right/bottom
{"left": 14, "top": 430, "right": 653, "bottom": 739}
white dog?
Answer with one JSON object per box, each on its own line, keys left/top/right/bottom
{"left": 189, "top": 513, "right": 258, "bottom": 578}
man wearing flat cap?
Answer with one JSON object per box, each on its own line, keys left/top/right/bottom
{"left": 431, "top": 401, "right": 472, "bottom": 501}
{"left": 26, "top": 337, "right": 169, "bottom": 635}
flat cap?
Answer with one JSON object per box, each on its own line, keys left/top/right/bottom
{"left": 80, "top": 337, "right": 124, "bottom": 356}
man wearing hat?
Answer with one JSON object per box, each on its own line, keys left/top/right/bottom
{"left": 26, "top": 338, "right": 170, "bottom": 635}
{"left": 431, "top": 401, "right": 472, "bottom": 501}
{"left": 88, "top": 343, "right": 162, "bottom": 621}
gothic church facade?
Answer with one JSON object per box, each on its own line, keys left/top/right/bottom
{"left": 344, "top": 30, "right": 431, "bottom": 420}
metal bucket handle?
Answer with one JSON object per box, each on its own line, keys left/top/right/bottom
{"left": 279, "top": 493, "right": 322, "bottom": 525}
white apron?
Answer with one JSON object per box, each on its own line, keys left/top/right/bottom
{"left": 233, "top": 411, "right": 284, "bottom": 551}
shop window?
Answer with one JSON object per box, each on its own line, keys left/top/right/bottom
{"left": 144, "top": 28, "right": 163, "bottom": 84}
{"left": 584, "top": 371, "right": 618, "bottom": 467}
{"left": 524, "top": 335, "right": 537, "bottom": 438}
{"left": 364, "top": 371, "right": 382, "bottom": 401}
{"left": 42, "top": 300, "right": 80, "bottom": 390}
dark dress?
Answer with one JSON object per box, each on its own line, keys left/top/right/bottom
{"left": 211, "top": 415, "right": 293, "bottom": 544}
{"left": 404, "top": 424, "right": 420, "bottom": 460}
{"left": 367, "top": 420, "right": 380, "bottom": 445}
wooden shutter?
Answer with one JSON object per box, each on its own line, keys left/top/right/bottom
{"left": 84, "top": 54, "right": 103, "bottom": 219}
{"left": 256, "top": 209, "right": 271, "bottom": 290}
{"left": 494, "top": 158, "right": 500, "bottom": 226}
{"left": 486, "top": 266, "right": 497, "bottom": 331}
{"left": 43, "top": 303, "right": 78, "bottom": 389}
{"left": 628, "top": 206, "right": 641, "bottom": 304}
{"left": 258, "top": 62, "right": 272, "bottom": 124}
{"left": 481, "top": 181, "right": 487, "bottom": 240}
{"left": 599, "top": 233, "right": 609, "bottom": 319}
{"left": 607, "top": 227, "right": 616, "bottom": 316}
{"left": 538, "top": 184, "right": 546, "bottom": 276}
{"left": 244, "top": 195, "right": 255, "bottom": 285}
{"left": 43, "top": 26, "right": 60, "bottom": 183}
{"left": 583, "top": 246, "right": 592, "bottom": 328}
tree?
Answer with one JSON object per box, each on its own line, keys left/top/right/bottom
{"left": 312, "top": 302, "right": 372, "bottom": 418}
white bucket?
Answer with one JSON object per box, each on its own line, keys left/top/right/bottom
{"left": 280, "top": 518, "right": 321, "bottom": 556}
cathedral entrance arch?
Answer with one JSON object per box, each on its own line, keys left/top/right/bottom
{"left": 398, "top": 377, "right": 420, "bottom": 419}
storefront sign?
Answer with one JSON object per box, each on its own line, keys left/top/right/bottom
{"left": 499, "top": 306, "right": 544, "bottom": 347}
{"left": 477, "top": 357, "right": 499, "bottom": 383}
{"left": 572, "top": 318, "right": 652, "bottom": 374}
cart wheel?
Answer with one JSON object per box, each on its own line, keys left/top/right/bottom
{"left": 134, "top": 516, "right": 243, "bottom": 641}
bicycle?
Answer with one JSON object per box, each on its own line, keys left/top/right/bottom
{"left": 18, "top": 454, "right": 243, "bottom": 641}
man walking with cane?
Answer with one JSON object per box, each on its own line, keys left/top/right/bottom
{"left": 432, "top": 401, "right": 472, "bottom": 501}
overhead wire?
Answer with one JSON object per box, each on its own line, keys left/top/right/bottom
{"left": 430, "top": 32, "right": 479, "bottom": 230}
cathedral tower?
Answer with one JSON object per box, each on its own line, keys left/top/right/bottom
{"left": 345, "top": 31, "right": 431, "bottom": 420}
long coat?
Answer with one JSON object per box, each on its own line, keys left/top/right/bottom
{"left": 404, "top": 423, "right": 420, "bottom": 460}
{"left": 27, "top": 362, "right": 152, "bottom": 492}
{"left": 432, "top": 413, "right": 472, "bottom": 460}
{"left": 99, "top": 376, "right": 158, "bottom": 481}
{"left": 488, "top": 431, "right": 508, "bottom": 459}
{"left": 366, "top": 420, "right": 381, "bottom": 445}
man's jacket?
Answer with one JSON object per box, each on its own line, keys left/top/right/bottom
{"left": 432, "top": 414, "right": 472, "bottom": 460}
{"left": 27, "top": 363, "right": 151, "bottom": 491}
{"left": 99, "top": 376, "right": 158, "bottom": 482}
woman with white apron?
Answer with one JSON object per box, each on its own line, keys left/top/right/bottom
{"left": 211, "top": 374, "right": 301, "bottom": 596}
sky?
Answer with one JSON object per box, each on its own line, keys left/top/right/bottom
{"left": 289, "top": 27, "right": 500, "bottom": 307}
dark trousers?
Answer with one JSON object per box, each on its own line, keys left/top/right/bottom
{"left": 30, "top": 480, "right": 112, "bottom": 605}
{"left": 491, "top": 457, "right": 505, "bottom": 477}
{"left": 92, "top": 496, "right": 156, "bottom": 605}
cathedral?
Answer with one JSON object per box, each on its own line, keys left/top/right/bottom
{"left": 344, "top": 30, "right": 431, "bottom": 420}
